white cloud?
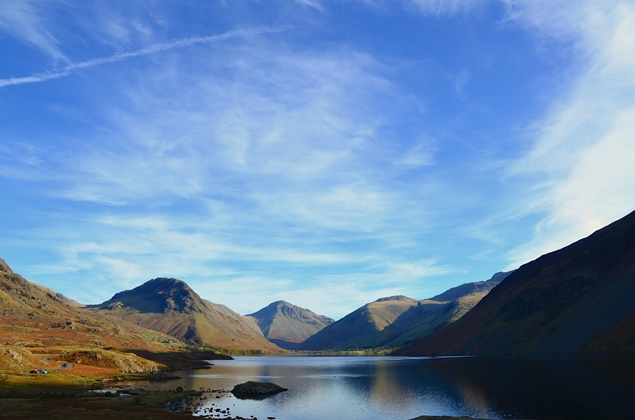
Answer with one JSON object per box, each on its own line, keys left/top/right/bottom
{"left": 0, "top": 0, "right": 66, "bottom": 61}
{"left": 195, "top": 275, "right": 386, "bottom": 321}
{"left": 508, "top": 109, "right": 635, "bottom": 266}
{"left": 398, "top": 141, "right": 437, "bottom": 167}
{"left": 12, "top": 41, "right": 431, "bottom": 234}
{"left": 402, "top": 0, "right": 485, "bottom": 15}
{"left": 355, "top": 0, "right": 486, "bottom": 16}
{"left": 1, "top": 21, "right": 455, "bottom": 316}
{"left": 199, "top": 256, "right": 455, "bottom": 319}
{"left": 4, "top": 0, "right": 566, "bottom": 319}
{"left": 296, "top": 0, "right": 325, "bottom": 12}
{"left": 0, "top": 26, "right": 292, "bottom": 88}
{"left": 506, "top": 1, "right": 635, "bottom": 266}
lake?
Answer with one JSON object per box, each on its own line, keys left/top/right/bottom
{"left": 125, "top": 355, "right": 634, "bottom": 419}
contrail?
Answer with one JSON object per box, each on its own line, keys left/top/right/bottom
{"left": 0, "top": 25, "right": 291, "bottom": 88}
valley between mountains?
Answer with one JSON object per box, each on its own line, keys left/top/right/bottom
{"left": 1, "top": 210, "right": 635, "bottom": 383}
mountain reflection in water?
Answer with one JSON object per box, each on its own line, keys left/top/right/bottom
{"left": 121, "top": 356, "right": 634, "bottom": 419}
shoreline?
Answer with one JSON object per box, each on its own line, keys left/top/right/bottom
{"left": 1, "top": 383, "right": 486, "bottom": 420}
{"left": 0, "top": 382, "right": 204, "bottom": 419}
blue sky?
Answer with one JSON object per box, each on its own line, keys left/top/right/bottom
{"left": 1, "top": 1, "right": 634, "bottom": 320}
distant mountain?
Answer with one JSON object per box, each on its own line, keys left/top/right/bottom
{"left": 245, "top": 300, "right": 334, "bottom": 349}
{"left": 385, "top": 272, "right": 511, "bottom": 348}
{"left": 430, "top": 271, "right": 510, "bottom": 302}
{"left": 297, "top": 295, "right": 419, "bottom": 351}
{"left": 395, "top": 210, "right": 635, "bottom": 357}
{"left": 296, "top": 273, "right": 508, "bottom": 352}
{"left": 90, "top": 278, "right": 281, "bottom": 353}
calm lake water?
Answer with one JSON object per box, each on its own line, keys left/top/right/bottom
{"left": 126, "top": 355, "right": 634, "bottom": 419}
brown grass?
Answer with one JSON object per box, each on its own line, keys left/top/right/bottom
{"left": 0, "top": 385, "right": 202, "bottom": 419}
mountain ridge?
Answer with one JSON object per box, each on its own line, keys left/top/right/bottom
{"left": 296, "top": 272, "right": 509, "bottom": 351}
{"left": 90, "top": 277, "right": 282, "bottom": 353}
{"left": 395, "top": 210, "right": 635, "bottom": 356}
{"left": 0, "top": 258, "right": 198, "bottom": 375}
{"left": 7, "top": 210, "right": 632, "bottom": 361}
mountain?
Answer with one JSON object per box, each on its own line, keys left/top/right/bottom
{"left": 297, "top": 295, "right": 418, "bottom": 351}
{"left": 385, "top": 272, "right": 511, "bottom": 347}
{"left": 245, "top": 300, "right": 334, "bottom": 349}
{"left": 430, "top": 271, "right": 510, "bottom": 302}
{"left": 90, "top": 278, "right": 281, "bottom": 353}
{"left": 0, "top": 258, "right": 175, "bottom": 351}
{"left": 296, "top": 273, "right": 508, "bottom": 352}
{"left": 301, "top": 295, "right": 428, "bottom": 351}
{"left": 0, "top": 258, "right": 186, "bottom": 373}
{"left": 395, "top": 210, "right": 635, "bottom": 357}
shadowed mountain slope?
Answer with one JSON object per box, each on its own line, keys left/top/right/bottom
{"left": 297, "top": 295, "right": 419, "bottom": 351}
{"left": 90, "top": 278, "right": 281, "bottom": 353}
{"left": 296, "top": 273, "right": 508, "bottom": 351}
{"left": 384, "top": 272, "right": 511, "bottom": 348}
{"left": 395, "top": 210, "right": 635, "bottom": 357}
{"left": 245, "top": 300, "right": 334, "bottom": 349}
{"left": 430, "top": 271, "right": 510, "bottom": 302}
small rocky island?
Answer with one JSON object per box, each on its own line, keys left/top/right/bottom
{"left": 231, "top": 381, "right": 288, "bottom": 400}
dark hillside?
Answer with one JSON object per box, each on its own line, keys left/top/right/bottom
{"left": 396, "top": 210, "right": 635, "bottom": 356}
{"left": 297, "top": 296, "right": 419, "bottom": 350}
{"left": 296, "top": 272, "right": 507, "bottom": 352}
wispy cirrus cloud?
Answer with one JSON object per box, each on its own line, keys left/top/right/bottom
{"left": 402, "top": 0, "right": 486, "bottom": 15}
{"left": 32, "top": 43, "right": 431, "bottom": 227}
{"left": 296, "top": 0, "right": 325, "bottom": 12}
{"left": 1, "top": 28, "right": 451, "bottom": 313}
{"left": 0, "top": 25, "right": 292, "bottom": 88}
{"left": 353, "top": 0, "right": 487, "bottom": 16}
{"left": 0, "top": 0, "right": 66, "bottom": 61}
{"left": 9, "top": 0, "right": 623, "bottom": 320}
{"left": 197, "top": 256, "right": 456, "bottom": 318}
{"left": 505, "top": 0, "right": 635, "bottom": 266}
{"left": 23, "top": 209, "right": 357, "bottom": 302}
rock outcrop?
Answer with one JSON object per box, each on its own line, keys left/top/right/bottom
{"left": 231, "top": 381, "right": 288, "bottom": 400}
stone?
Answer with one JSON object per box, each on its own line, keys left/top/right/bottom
{"left": 230, "top": 381, "right": 288, "bottom": 400}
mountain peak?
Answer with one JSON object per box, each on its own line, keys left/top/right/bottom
{"left": 144, "top": 277, "right": 189, "bottom": 288}
{"left": 92, "top": 278, "right": 280, "bottom": 351}
{"left": 102, "top": 277, "right": 202, "bottom": 314}
{"left": 0, "top": 258, "right": 13, "bottom": 274}
{"left": 246, "top": 301, "right": 334, "bottom": 349}
{"left": 375, "top": 295, "right": 413, "bottom": 302}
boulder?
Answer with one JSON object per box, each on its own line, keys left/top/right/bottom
{"left": 231, "top": 381, "right": 288, "bottom": 400}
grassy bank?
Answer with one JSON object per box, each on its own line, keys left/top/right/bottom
{"left": 0, "top": 345, "right": 231, "bottom": 418}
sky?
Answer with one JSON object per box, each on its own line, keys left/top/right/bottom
{"left": 1, "top": 0, "right": 634, "bottom": 320}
